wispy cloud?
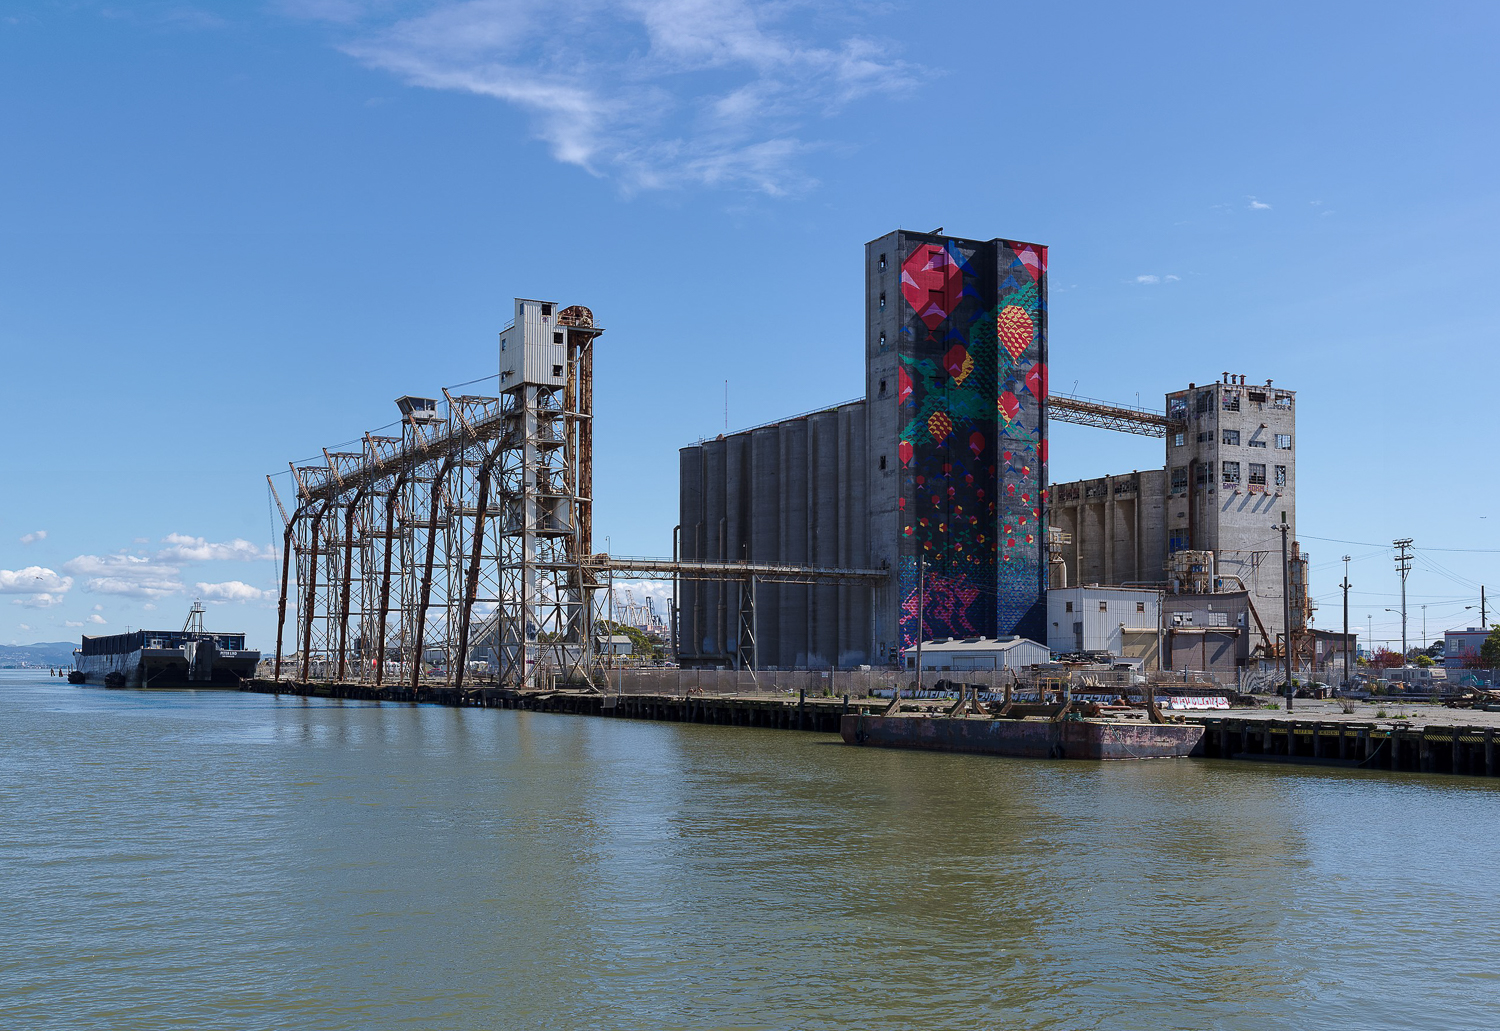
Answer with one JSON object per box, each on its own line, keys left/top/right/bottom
{"left": 0, "top": 566, "right": 73, "bottom": 608}
{"left": 1134, "top": 274, "right": 1181, "bottom": 286}
{"left": 64, "top": 620, "right": 83, "bottom": 628}
{"left": 1247, "top": 196, "right": 1271, "bottom": 210}
{"left": 88, "top": 613, "right": 107, "bottom": 624}
{"left": 195, "top": 580, "right": 272, "bottom": 603}
{"left": 19, "top": 530, "right": 46, "bottom": 545}
{"left": 309, "top": 0, "right": 915, "bottom": 195}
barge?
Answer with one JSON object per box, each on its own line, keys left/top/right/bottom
{"left": 73, "top": 602, "right": 259, "bottom": 689}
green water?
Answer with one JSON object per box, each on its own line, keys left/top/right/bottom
{"left": 2, "top": 670, "right": 1497, "bottom": 1030}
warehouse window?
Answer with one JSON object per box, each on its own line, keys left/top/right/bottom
{"left": 879, "top": 455, "right": 887, "bottom": 470}
{"left": 1210, "top": 612, "right": 1229, "bottom": 627}
{"left": 1196, "top": 393, "right": 1211, "bottom": 414}
{"left": 1223, "top": 394, "right": 1240, "bottom": 411}
{"left": 552, "top": 364, "right": 563, "bottom": 377}
{"left": 1168, "top": 398, "right": 1187, "bottom": 419}
{"left": 879, "top": 293, "right": 886, "bottom": 310}
{"left": 879, "top": 379, "right": 887, "bottom": 396}
{"left": 1222, "top": 429, "right": 1240, "bottom": 445}
{"left": 1222, "top": 461, "right": 1240, "bottom": 484}
{"left": 1197, "top": 431, "right": 1211, "bottom": 443}
{"left": 1099, "top": 601, "right": 1108, "bottom": 612}
{"left": 1065, "top": 601, "right": 1073, "bottom": 612}
{"left": 1169, "top": 530, "right": 1190, "bottom": 552}
{"left": 1195, "top": 464, "right": 1210, "bottom": 486}
{"left": 1275, "top": 465, "right": 1287, "bottom": 487}
{"left": 1276, "top": 434, "right": 1293, "bottom": 449}
{"left": 879, "top": 332, "right": 887, "bottom": 352}
{"left": 1172, "top": 432, "right": 1184, "bottom": 447}
{"left": 879, "top": 254, "right": 887, "bottom": 270}
{"left": 1274, "top": 393, "right": 1293, "bottom": 408}
{"left": 1171, "top": 466, "right": 1187, "bottom": 493}
{"left": 1249, "top": 463, "right": 1266, "bottom": 485}
{"left": 541, "top": 304, "right": 552, "bottom": 317}
{"left": 1248, "top": 438, "right": 1267, "bottom": 448}
{"left": 1136, "top": 601, "right": 1146, "bottom": 613}
{"left": 553, "top": 331, "right": 563, "bottom": 343}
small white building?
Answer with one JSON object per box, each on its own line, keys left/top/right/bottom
{"left": 905, "top": 636, "right": 1050, "bottom": 671}
{"left": 602, "top": 634, "right": 634, "bottom": 656}
{"left": 1047, "top": 586, "right": 1160, "bottom": 658}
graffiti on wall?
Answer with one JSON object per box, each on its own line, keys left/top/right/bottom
{"left": 896, "top": 237, "right": 1047, "bottom": 651}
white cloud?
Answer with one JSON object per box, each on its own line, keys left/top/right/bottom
{"left": 156, "top": 534, "right": 274, "bottom": 562}
{"left": 327, "top": 0, "right": 914, "bottom": 195}
{"left": 0, "top": 567, "right": 73, "bottom": 608}
{"left": 1165, "top": 274, "right": 1181, "bottom": 282}
{"left": 143, "top": 603, "right": 157, "bottom": 611}
{"left": 0, "top": 566, "right": 72, "bottom": 594}
{"left": 1135, "top": 275, "right": 1159, "bottom": 285}
{"left": 18, "top": 623, "right": 33, "bottom": 632}
{"left": 92, "top": 604, "right": 103, "bottom": 611}
{"left": 1248, "top": 197, "right": 1271, "bottom": 210}
{"left": 64, "top": 620, "right": 83, "bottom": 628}
{"left": 64, "top": 554, "right": 183, "bottom": 599}
{"left": 19, "top": 530, "right": 46, "bottom": 544}
{"left": 195, "top": 580, "right": 272, "bottom": 603}
{"left": 88, "top": 614, "right": 107, "bottom": 625}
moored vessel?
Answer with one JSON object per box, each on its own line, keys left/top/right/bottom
{"left": 72, "top": 602, "right": 259, "bottom": 689}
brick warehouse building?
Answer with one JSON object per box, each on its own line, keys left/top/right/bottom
{"left": 677, "top": 230, "right": 1049, "bottom": 669}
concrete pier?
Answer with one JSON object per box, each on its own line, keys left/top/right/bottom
{"left": 241, "top": 681, "right": 1500, "bottom": 778}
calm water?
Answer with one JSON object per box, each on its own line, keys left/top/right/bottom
{"left": 2, "top": 670, "right": 1498, "bottom": 1030}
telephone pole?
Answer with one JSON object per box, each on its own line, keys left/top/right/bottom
{"left": 1394, "top": 538, "right": 1414, "bottom": 664}
{"left": 1341, "top": 555, "right": 1351, "bottom": 689}
{"left": 1275, "top": 514, "right": 1294, "bottom": 710}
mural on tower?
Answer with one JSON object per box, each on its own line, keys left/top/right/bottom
{"left": 896, "top": 236, "right": 1048, "bottom": 652}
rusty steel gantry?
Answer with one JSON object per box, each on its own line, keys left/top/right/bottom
{"left": 269, "top": 299, "right": 605, "bottom": 690}
{"left": 268, "top": 300, "right": 891, "bottom": 690}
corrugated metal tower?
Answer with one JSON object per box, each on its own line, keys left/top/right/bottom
{"left": 493, "top": 299, "right": 603, "bottom": 685}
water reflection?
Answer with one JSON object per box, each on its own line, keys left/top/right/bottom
{"left": 0, "top": 671, "right": 1496, "bottom": 1031}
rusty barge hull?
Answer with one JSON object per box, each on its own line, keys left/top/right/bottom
{"left": 840, "top": 714, "right": 1206, "bottom": 760}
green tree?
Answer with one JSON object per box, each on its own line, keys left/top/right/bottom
{"left": 1415, "top": 654, "right": 1434, "bottom": 668}
{"left": 1481, "top": 625, "right": 1500, "bottom": 666}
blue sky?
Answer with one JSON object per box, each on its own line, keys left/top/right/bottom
{"left": 2, "top": 0, "right": 1497, "bottom": 653}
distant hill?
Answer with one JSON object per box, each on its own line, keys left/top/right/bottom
{"left": 0, "top": 642, "right": 78, "bottom": 668}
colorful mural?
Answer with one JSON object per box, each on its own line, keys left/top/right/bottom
{"left": 896, "top": 236, "right": 1047, "bottom": 651}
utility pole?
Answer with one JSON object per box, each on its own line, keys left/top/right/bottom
{"left": 1276, "top": 514, "right": 1294, "bottom": 710}
{"left": 1422, "top": 604, "right": 1427, "bottom": 651}
{"left": 1341, "top": 555, "right": 1351, "bottom": 689}
{"left": 1483, "top": 585, "right": 1489, "bottom": 627}
{"left": 1394, "top": 538, "right": 1414, "bottom": 664}
{"left": 913, "top": 554, "right": 925, "bottom": 688}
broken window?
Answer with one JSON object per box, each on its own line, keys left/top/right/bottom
{"left": 1222, "top": 429, "right": 1240, "bottom": 445}
{"left": 1168, "top": 398, "right": 1187, "bottom": 419}
{"left": 1197, "top": 431, "right": 1212, "bottom": 443}
{"left": 1222, "top": 461, "right": 1241, "bottom": 484}
{"left": 1099, "top": 601, "right": 1108, "bottom": 612}
{"left": 879, "top": 254, "right": 887, "bottom": 271}
{"left": 878, "top": 332, "right": 887, "bottom": 352}
{"left": 1249, "top": 463, "right": 1266, "bottom": 485}
{"left": 1195, "top": 464, "right": 1210, "bottom": 486}
{"left": 1275, "top": 465, "right": 1287, "bottom": 487}
{"left": 1247, "top": 438, "right": 1267, "bottom": 448}
{"left": 879, "top": 455, "right": 887, "bottom": 470}
{"left": 879, "top": 379, "right": 887, "bottom": 396}
{"left": 1223, "top": 394, "right": 1241, "bottom": 411}
{"left": 1247, "top": 389, "right": 1267, "bottom": 403}
{"left": 1171, "top": 466, "right": 1188, "bottom": 493}
{"left": 552, "top": 364, "right": 564, "bottom": 377}
{"left": 1136, "top": 601, "right": 1146, "bottom": 613}
{"left": 1196, "top": 392, "right": 1211, "bottom": 414}
{"left": 541, "top": 303, "right": 552, "bottom": 317}
{"left": 1276, "top": 434, "right": 1293, "bottom": 449}
{"left": 1274, "top": 393, "right": 1292, "bottom": 408}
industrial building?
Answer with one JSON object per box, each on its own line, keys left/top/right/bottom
{"left": 678, "top": 229, "right": 1050, "bottom": 669}
{"left": 907, "top": 636, "right": 1051, "bottom": 672}
{"left": 1050, "top": 373, "right": 1311, "bottom": 663}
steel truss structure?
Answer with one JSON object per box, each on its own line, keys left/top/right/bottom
{"left": 269, "top": 302, "right": 604, "bottom": 689}
{"left": 268, "top": 299, "right": 895, "bottom": 689}
{"left": 1049, "top": 392, "right": 1175, "bottom": 437}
